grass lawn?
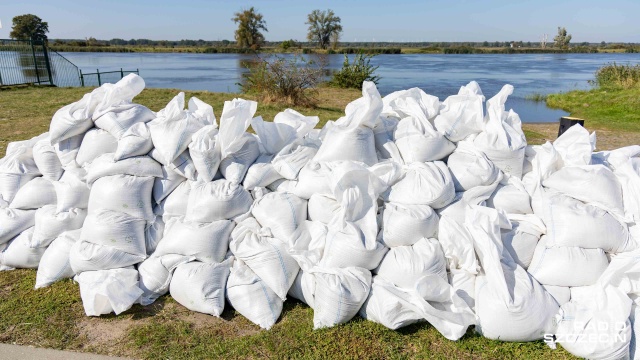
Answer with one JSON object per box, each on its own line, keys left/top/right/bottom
{"left": 3, "top": 83, "right": 637, "bottom": 359}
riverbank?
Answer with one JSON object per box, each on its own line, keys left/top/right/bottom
{"left": 49, "top": 44, "right": 639, "bottom": 55}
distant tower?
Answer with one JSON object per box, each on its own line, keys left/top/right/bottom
{"left": 541, "top": 34, "right": 548, "bottom": 49}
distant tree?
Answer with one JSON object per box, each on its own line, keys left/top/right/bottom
{"left": 281, "top": 39, "right": 297, "bottom": 50}
{"left": 553, "top": 27, "right": 572, "bottom": 49}
{"left": 221, "top": 39, "right": 231, "bottom": 46}
{"left": 306, "top": 9, "right": 343, "bottom": 49}
{"left": 526, "top": 41, "right": 532, "bottom": 47}
{"left": 86, "top": 37, "right": 99, "bottom": 46}
{"left": 482, "top": 41, "right": 489, "bottom": 47}
{"left": 10, "top": 14, "right": 49, "bottom": 42}
{"left": 493, "top": 41, "right": 500, "bottom": 47}
{"left": 232, "top": 7, "right": 268, "bottom": 49}
{"left": 601, "top": 41, "right": 607, "bottom": 47}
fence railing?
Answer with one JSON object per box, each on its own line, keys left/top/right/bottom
{"left": 79, "top": 68, "right": 139, "bottom": 87}
{"left": 0, "top": 39, "right": 81, "bottom": 87}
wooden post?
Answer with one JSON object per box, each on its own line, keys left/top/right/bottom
{"left": 120, "top": 68, "right": 124, "bottom": 79}
{"left": 96, "top": 69, "right": 101, "bottom": 86}
{"left": 558, "top": 116, "right": 585, "bottom": 137}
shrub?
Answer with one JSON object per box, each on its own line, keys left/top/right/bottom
{"left": 591, "top": 63, "right": 640, "bottom": 89}
{"left": 239, "top": 55, "right": 324, "bottom": 107}
{"left": 330, "top": 53, "right": 380, "bottom": 89}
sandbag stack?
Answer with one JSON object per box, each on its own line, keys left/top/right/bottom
{"left": 2, "top": 73, "right": 640, "bottom": 359}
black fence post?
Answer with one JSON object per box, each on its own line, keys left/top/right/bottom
{"left": 30, "top": 40, "right": 41, "bottom": 84}
{"left": 79, "top": 69, "right": 85, "bottom": 87}
{"left": 120, "top": 68, "right": 124, "bottom": 79}
{"left": 96, "top": 69, "right": 101, "bottom": 86}
{"left": 42, "top": 43, "right": 54, "bottom": 86}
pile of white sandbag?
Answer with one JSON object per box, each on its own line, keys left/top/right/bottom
{"left": 2, "top": 73, "right": 640, "bottom": 358}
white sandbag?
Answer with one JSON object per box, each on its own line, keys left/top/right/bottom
{"left": 272, "top": 142, "right": 319, "bottom": 181}
{"left": 467, "top": 206, "right": 559, "bottom": 342}
{"left": 79, "top": 209, "right": 147, "bottom": 257}
{"left": 189, "top": 125, "right": 220, "bottom": 182}
{"left": 0, "top": 208, "right": 36, "bottom": 244}
{"left": 75, "top": 267, "right": 143, "bottom": 316}
{"left": 375, "top": 238, "right": 447, "bottom": 289}
{"left": 243, "top": 155, "right": 282, "bottom": 190}
{"left": 75, "top": 128, "right": 118, "bottom": 166}
{"left": 473, "top": 85, "right": 527, "bottom": 178}
{"left": 543, "top": 164, "right": 625, "bottom": 216}
{"left": 288, "top": 161, "right": 338, "bottom": 199}
{"left": 153, "top": 218, "right": 234, "bottom": 263}
{"left": 148, "top": 93, "right": 212, "bottom": 165}
{"left": 152, "top": 166, "right": 185, "bottom": 204}
{"left": 230, "top": 218, "right": 299, "bottom": 300}
{"left": 113, "top": 122, "right": 153, "bottom": 161}
{"left": 359, "top": 276, "right": 424, "bottom": 330}
{"left": 378, "top": 203, "right": 438, "bottom": 247}
{"left": 0, "top": 172, "right": 37, "bottom": 204}
{"left": 170, "top": 259, "right": 231, "bottom": 316}
{"left": 0, "top": 227, "right": 45, "bottom": 269}
{"left": 69, "top": 241, "right": 146, "bottom": 273}
{"left": 535, "top": 192, "right": 633, "bottom": 253}
{"left": 448, "top": 269, "right": 476, "bottom": 310}
{"left": 554, "top": 123, "right": 595, "bottom": 168}
{"left": 92, "top": 75, "right": 155, "bottom": 138}
{"left": 500, "top": 214, "right": 545, "bottom": 269}
{"left": 447, "top": 140, "right": 499, "bottom": 192}
{"left": 226, "top": 260, "right": 284, "bottom": 330}
{"left": 528, "top": 236, "right": 609, "bottom": 287}
{"left": 383, "top": 161, "right": 455, "bottom": 209}
{"left": 313, "top": 82, "right": 382, "bottom": 166}
{"left": 54, "top": 133, "right": 83, "bottom": 168}
{"left": 433, "top": 81, "right": 485, "bottom": 142}
{"left": 35, "top": 229, "right": 81, "bottom": 288}
{"left": 372, "top": 116, "right": 402, "bottom": 162}
{"left": 185, "top": 179, "right": 252, "bottom": 223}
{"left": 486, "top": 175, "right": 532, "bottom": 214}
{"left": 54, "top": 168, "right": 90, "bottom": 212}
{"left": 307, "top": 194, "right": 340, "bottom": 224}
{"left": 382, "top": 87, "right": 439, "bottom": 122}
{"left": 88, "top": 175, "right": 155, "bottom": 221}
{"left": 321, "top": 164, "right": 389, "bottom": 270}
{"left": 311, "top": 266, "right": 371, "bottom": 329}
{"left": 219, "top": 133, "right": 260, "bottom": 184}
{"left": 138, "top": 254, "right": 193, "bottom": 306}
{"left": 49, "top": 85, "right": 107, "bottom": 145}
{"left": 85, "top": 154, "right": 162, "bottom": 185}
{"left": 631, "top": 302, "right": 640, "bottom": 360}
{"left": 161, "top": 181, "right": 190, "bottom": 221}
{"left": 32, "top": 205, "right": 86, "bottom": 247}
{"left": 252, "top": 191, "right": 307, "bottom": 242}
{"left": 438, "top": 215, "right": 480, "bottom": 274}
{"left": 10, "top": 177, "right": 56, "bottom": 209}
{"left": 288, "top": 269, "right": 316, "bottom": 308}
{"left": 251, "top": 110, "right": 317, "bottom": 156}
{"left": 165, "top": 150, "right": 198, "bottom": 181}
{"left": 32, "top": 140, "right": 63, "bottom": 181}
{"left": 145, "top": 216, "right": 164, "bottom": 255}
{"left": 542, "top": 285, "right": 571, "bottom": 306}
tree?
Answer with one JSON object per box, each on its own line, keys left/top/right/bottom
{"left": 306, "top": 9, "right": 343, "bottom": 50}
{"left": 232, "top": 7, "right": 268, "bottom": 49}
{"left": 9, "top": 14, "right": 49, "bottom": 42}
{"left": 553, "top": 27, "right": 572, "bottom": 49}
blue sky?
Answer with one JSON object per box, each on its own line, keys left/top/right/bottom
{"left": 1, "top": 0, "right": 638, "bottom": 42}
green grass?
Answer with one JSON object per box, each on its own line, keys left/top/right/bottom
{"left": 546, "top": 86, "right": 640, "bottom": 132}
{"left": 524, "top": 93, "right": 548, "bottom": 102}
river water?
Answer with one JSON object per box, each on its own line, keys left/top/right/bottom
{"left": 61, "top": 52, "right": 640, "bottom": 122}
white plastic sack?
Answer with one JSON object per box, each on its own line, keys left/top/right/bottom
{"left": 185, "top": 179, "right": 252, "bottom": 223}
{"left": 49, "top": 85, "right": 107, "bottom": 145}
{"left": 161, "top": 181, "right": 190, "bottom": 221}
{"left": 35, "top": 229, "right": 81, "bottom": 288}
{"left": 69, "top": 240, "right": 146, "bottom": 274}
{"left": 152, "top": 166, "right": 185, "bottom": 204}
{"left": 10, "top": 177, "right": 56, "bottom": 210}
{"left": 75, "top": 267, "right": 143, "bottom": 316}
{"left": 272, "top": 141, "right": 319, "bottom": 180}
{"left": 138, "top": 254, "right": 193, "bottom": 306}
{"left": 433, "top": 81, "right": 485, "bottom": 142}
{"left": 307, "top": 194, "right": 340, "bottom": 224}
{"left": 189, "top": 125, "right": 220, "bottom": 182}
{"left": 447, "top": 140, "right": 499, "bottom": 192}
{"left": 145, "top": 215, "right": 164, "bottom": 255}
{"left": 114, "top": 122, "right": 153, "bottom": 161}
{"left": 78, "top": 209, "right": 147, "bottom": 257}
{"left": 500, "top": 214, "right": 545, "bottom": 269}
{"left": 216, "top": 98, "right": 259, "bottom": 184}
{"left": 88, "top": 175, "right": 155, "bottom": 221}
{"left": 251, "top": 110, "right": 318, "bottom": 156}
{"left": 54, "top": 133, "right": 83, "bottom": 168}
{"left": 153, "top": 218, "right": 234, "bottom": 263}
{"left": 243, "top": 155, "right": 282, "bottom": 190}
{"left": 54, "top": 168, "right": 90, "bottom": 212}
{"left": 378, "top": 203, "right": 438, "bottom": 247}
{"left": 383, "top": 161, "right": 455, "bottom": 208}
{"left": 252, "top": 191, "right": 307, "bottom": 242}
{"left": 85, "top": 154, "right": 162, "bottom": 185}
{"left": 230, "top": 218, "right": 299, "bottom": 300}
{"left": 219, "top": 133, "right": 260, "bottom": 184}
{"left": 32, "top": 205, "right": 86, "bottom": 247}
{"left": 486, "top": 175, "right": 532, "bottom": 214}
{"left": 0, "top": 227, "right": 45, "bottom": 269}
{"left": 75, "top": 128, "right": 118, "bottom": 166}
{"left": 0, "top": 208, "right": 36, "bottom": 245}
{"left": 375, "top": 238, "right": 447, "bottom": 289}
{"left": 33, "top": 140, "right": 63, "bottom": 181}
{"left": 170, "top": 259, "right": 231, "bottom": 316}
{"left": 226, "top": 260, "right": 284, "bottom": 330}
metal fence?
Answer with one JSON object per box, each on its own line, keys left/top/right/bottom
{"left": 80, "top": 68, "right": 139, "bottom": 87}
{"left": 0, "top": 39, "right": 81, "bottom": 87}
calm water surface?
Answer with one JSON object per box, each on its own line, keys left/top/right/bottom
{"left": 62, "top": 52, "right": 640, "bottom": 122}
